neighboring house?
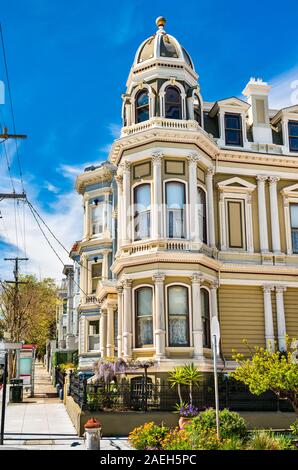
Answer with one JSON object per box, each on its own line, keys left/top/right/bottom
{"left": 73, "top": 17, "right": 298, "bottom": 376}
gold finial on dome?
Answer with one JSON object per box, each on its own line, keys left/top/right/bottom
{"left": 156, "top": 16, "right": 166, "bottom": 29}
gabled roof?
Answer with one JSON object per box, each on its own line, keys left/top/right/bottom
{"left": 271, "top": 104, "right": 298, "bottom": 124}
{"left": 218, "top": 176, "right": 256, "bottom": 192}
{"left": 209, "top": 96, "right": 250, "bottom": 117}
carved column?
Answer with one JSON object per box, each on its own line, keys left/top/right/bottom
{"left": 263, "top": 285, "right": 275, "bottom": 350}
{"left": 191, "top": 274, "right": 203, "bottom": 359}
{"left": 153, "top": 273, "right": 166, "bottom": 358}
{"left": 106, "top": 306, "right": 115, "bottom": 357}
{"left": 275, "top": 286, "right": 287, "bottom": 351}
{"left": 121, "top": 161, "right": 131, "bottom": 245}
{"left": 100, "top": 309, "right": 107, "bottom": 358}
{"left": 152, "top": 152, "right": 163, "bottom": 239}
{"left": 122, "top": 279, "right": 133, "bottom": 359}
{"left": 116, "top": 285, "right": 123, "bottom": 358}
{"left": 268, "top": 176, "right": 281, "bottom": 254}
{"left": 188, "top": 153, "right": 199, "bottom": 242}
{"left": 115, "top": 174, "right": 123, "bottom": 250}
{"left": 257, "top": 176, "right": 269, "bottom": 253}
{"left": 102, "top": 250, "right": 110, "bottom": 280}
{"left": 206, "top": 168, "right": 216, "bottom": 248}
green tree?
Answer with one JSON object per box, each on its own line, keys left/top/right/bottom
{"left": 0, "top": 275, "right": 58, "bottom": 357}
{"left": 231, "top": 340, "right": 298, "bottom": 415}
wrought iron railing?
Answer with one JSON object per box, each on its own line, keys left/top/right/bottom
{"left": 68, "top": 372, "right": 294, "bottom": 413}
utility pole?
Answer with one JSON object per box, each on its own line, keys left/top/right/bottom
{"left": 0, "top": 126, "right": 27, "bottom": 200}
{"left": 0, "top": 126, "right": 27, "bottom": 141}
{"left": 4, "top": 257, "right": 29, "bottom": 343}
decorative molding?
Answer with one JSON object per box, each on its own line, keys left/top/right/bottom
{"left": 152, "top": 151, "right": 164, "bottom": 165}
{"left": 256, "top": 175, "right": 268, "bottom": 183}
{"left": 263, "top": 285, "right": 274, "bottom": 294}
{"left": 152, "top": 272, "right": 166, "bottom": 283}
{"left": 268, "top": 176, "right": 280, "bottom": 185}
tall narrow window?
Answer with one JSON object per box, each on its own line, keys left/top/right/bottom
{"left": 91, "top": 263, "right": 102, "bottom": 293}
{"left": 290, "top": 204, "right": 298, "bottom": 253}
{"left": 88, "top": 320, "right": 100, "bottom": 351}
{"left": 165, "top": 86, "right": 182, "bottom": 119}
{"left": 225, "top": 113, "right": 243, "bottom": 146}
{"left": 289, "top": 121, "right": 298, "bottom": 152}
{"left": 227, "top": 200, "right": 245, "bottom": 249}
{"left": 168, "top": 285, "right": 189, "bottom": 346}
{"left": 197, "top": 187, "right": 207, "bottom": 243}
{"left": 201, "top": 289, "right": 211, "bottom": 348}
{"left": 136, "top": 90, "right": 149, "bottom": 123}
{"left": 134, "top": 184, "right": 151, "bottom": 240}
{"left": 194, "top": 95, "right": 202, "bottom": 126}
{"left": 92, "top": 203, "right": 104, "bottom": 235}
{"left": 166, "top": 182, "right": 185, "bottom": 238}
{"left": 135, "top": 287, "right": 153, "bottom": 347}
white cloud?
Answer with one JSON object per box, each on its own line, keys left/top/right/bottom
{"left": 269, "top": 66, "right": 298, "bottom": 109}
{"left": 0, "top": 147, "right": 86, "bottom": 282}
{"left": 108, "top": 123, "right": 122, "bottom": 139}
{"left": 44, "top": 181, "right": 60, "bottom": 194}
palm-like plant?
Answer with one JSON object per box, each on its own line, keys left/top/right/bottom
{"left": 182, "top": 363, "right": 202, "bottom": 405}
{"left": 168, "top": 366, "right": 187, "bottom": 405}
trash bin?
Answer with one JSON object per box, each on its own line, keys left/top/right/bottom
{"left": 9, "top": 378, "right": 23, "bottom": 403}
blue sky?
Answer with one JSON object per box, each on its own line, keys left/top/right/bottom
{"left": 0, "top": 0, "right": 297, "bottom": 280}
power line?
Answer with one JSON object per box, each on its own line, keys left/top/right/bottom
{"left": 0, "top": 23, "right": 25, "bottom": 192}
{"left": 26, "top": 202, "right": 89, "bottom": 298}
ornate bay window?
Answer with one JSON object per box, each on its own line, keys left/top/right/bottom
{"left": 197, "top": 187, "right": 207, "bottom": 244}
{"left": 167, "top": 285, "right": 190, "bottom": 347}
{"left": 135, "top": 90, "right": 149, "bottom": 123}
{"left": 90, "top": 262, "right": 102, "bottom": 293}
{"left": 135, "top": 287, "right": 153, "bottom": 347}
{"left": 133, "top": 183, "right": 151, "bottom": 240}
{"left": 88, "top": 320, "right": 100, "bottom": 351}
{"left": 165, "top": 181, "right": 186, "bottom": 239}
{"left": 91, "top": 201, "right": 104, "bottom": 235}
{"left": 165, "top": 86, "right": 182, "bottom": 119}
{"left": 201, "top": 289, "right": 211, "bottom": 348}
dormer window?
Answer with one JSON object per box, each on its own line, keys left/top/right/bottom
{"left": 288, "top": 121, "right": 298, "bottom": 152}
{"left": 225, "top": 113, "right": 243, "bottom": 146}
{"left": 136, "top": 90, "right": 149, "bottom": 123}
{"left": 165, "top": 86, "right": 182, "bottom": 119}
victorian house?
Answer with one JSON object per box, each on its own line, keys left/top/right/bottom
{"left": 73, "top": 17, "right": 298, "bottom": 375}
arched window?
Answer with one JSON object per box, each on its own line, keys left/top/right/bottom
{"left": 168, "top": 285, "right": 189, "bottom": 346}
{"left": 136, "top": 90, "right": 149, "bottom": 123}
{"left": 197, "top": 187, "right": 207, "bottom": 243}
{"left": 166, "top": 181, "right": 186, "bottom": 238}
{"left": 194, "top": 95, "right": 202, "bottom": 126}
{"left": 134, "top": 184, "right": 151, "bottom": 240}
{"left": 201, "top": 289, "right": 211, "bottom": 348}
{"left": 165, "top": 86, "right": 182, "bottom": 119}
{"left": 135, "top": 287, "right": 153, "bottom": 347}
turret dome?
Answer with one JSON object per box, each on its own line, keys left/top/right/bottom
{"left": 133, "top": 17, "right": 195, "bottom": 71}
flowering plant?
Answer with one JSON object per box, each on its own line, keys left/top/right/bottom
{"left": 178, "top": 403, "right": 199, "bottom": 418}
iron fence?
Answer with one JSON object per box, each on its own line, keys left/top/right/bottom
{"left": 68, "top": 372, "right": 293, "bottom": 413}
{"left": 55, "top": 367, "right": 66, "bottom": 389}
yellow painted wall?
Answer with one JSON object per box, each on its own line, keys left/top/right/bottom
{"left": 284, "top": 288, "right": 298, "bottom": 339}
{"left": 219, "top": 285, "right": 265, "bottom": 358}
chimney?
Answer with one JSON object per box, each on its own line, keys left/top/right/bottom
{"left": 242, "top": 78, "right": 272, "bottom": 144}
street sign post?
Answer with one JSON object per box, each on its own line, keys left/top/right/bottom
{"left": 211, "top": 316, "right": 220, "bottom": 439}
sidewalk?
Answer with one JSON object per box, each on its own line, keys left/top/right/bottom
{"left": 0, "top": 363, "right": 131, "bottom": 450}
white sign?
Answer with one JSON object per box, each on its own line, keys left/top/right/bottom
{"left": 0, "top": 342, "right": 22, "bottom": 351}
{"left": 211, "top": 316, "right": 220, "bottom": 352}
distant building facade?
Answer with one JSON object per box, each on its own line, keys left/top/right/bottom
{"left": 72, "top": 17, "right": 298, "bottom": 374}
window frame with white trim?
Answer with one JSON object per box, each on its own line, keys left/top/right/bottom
{"left": 218, "top": 177, "right": 256, "bottom": 253}
{"left": 166, "top": 283, "right": 192, "bottom": 348}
